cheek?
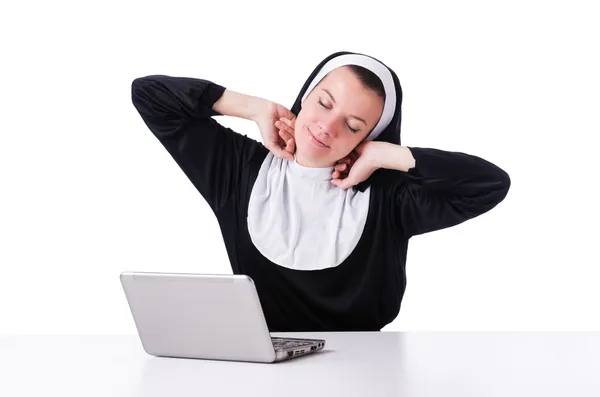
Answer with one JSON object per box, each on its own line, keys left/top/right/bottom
{"left": 338, "top": 134, "right": 366, "bottom": 155}
{"left": 299, "top": 106, "right": 319, "bottom": 123}
{"left": 329, "top": 137, "right": 355, "bottom": 156}
{"left": 294, "top": 124, "right": 311, "bottom": 148}
{"left": 295, "top": 114, "right": 314, "bottom": 138}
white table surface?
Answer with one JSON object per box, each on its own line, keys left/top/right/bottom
{"left": 1, "top": 332, "right": 599, "bottom": 397}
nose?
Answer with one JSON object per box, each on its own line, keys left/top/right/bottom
{"left": 317, "top": 115, "right": 339, "bottom": 138}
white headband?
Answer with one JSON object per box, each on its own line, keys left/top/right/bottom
{"left": 301, "top": 54, "right": 396, "bottom": 141}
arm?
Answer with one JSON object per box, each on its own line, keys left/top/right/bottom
{"left": 371, "top": 143, "right": 510, "bottom": 237}
{"left": 131, "top": 75, "right": 268, "bottom": 212}
{"left": 212, "top": 89, "right": 269, "bottom": 121}
{"left": 131, "top": 75, "right": 267, "bottom": 135}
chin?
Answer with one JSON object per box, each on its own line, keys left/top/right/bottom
{"left": 296, "top": 148, "right": 334, "bottom": 167}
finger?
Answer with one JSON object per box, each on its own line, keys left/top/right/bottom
{"left": 276, "top": 120, "right": 295, "bottom": 137}
{"left": 332, "top": 178, "right": 352, "bottom": 190}
{"left": 280, "top": 117, "right": 295, "bottom": 128}
{"left": 331, "top": 170, "right": 340, "bottom": 179}
{"left": 267, "top": 141, "right": 294, "bottom": 161}
{"left": 283, "top": 121, "right": 295, "bottom": 136}
{"left": 277, "top": 129, "right": 294, "bottom": 151}
{"left": 279, "top": 128, "right": 293, "bottom": 142}
{"left": 280, "top": 120, "right": 296, "bottom": 137}
{"left": 285, "top": 137, "right": 295, "bottom": 154}
{"left": 280, "top": 149, "right": 294, "bottom": 160}
{"left": 336, "top": 169, "right": 351, "bottom": 178}
{"left": 343, "top": 180, "right": 353, "bottom": 189}
{"left": 335, "top": 163, "right": 347, "bottom": 172}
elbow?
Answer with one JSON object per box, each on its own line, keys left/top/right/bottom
{"left": 130, "top": 77, "right": 157, "bottom": 125}
{"left": 499, "top": 168, "right": 511, "bottom": 197}
{"left": 131, "top": 77, "right": 143, "bottom": 105}
{"left": 131, "top": 76, "right": 160, "bottom": 111}
{"left": 465, "top": 168, "right": 511, "bottom": 219}
{"left": 131, "top": 75, "right": 161, "bottom": 99}
{"left": 476, "top": 166, "right": 512, "bottom": 210}
{"left": 131, "top": 77, "right": 149, "bottom": 102}
{"left": 488, "top": 167, "right": 511, "bottom": 207}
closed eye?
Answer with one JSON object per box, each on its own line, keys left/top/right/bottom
{"left": 318, "top": 99, "right": 330, "bottom": 109}
{"left": 318, "top": 100, "right": 360, "bottom": 133}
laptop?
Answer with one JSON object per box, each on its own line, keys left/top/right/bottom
{"left": 120, "top": 271, "right": 326, "bottom": 363}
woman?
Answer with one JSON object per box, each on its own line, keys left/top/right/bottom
{"left": 131, "top": 51, "right": 511, "bottom": 332}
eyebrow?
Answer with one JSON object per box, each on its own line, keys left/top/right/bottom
{"left": 322, "top": 89, "right": 367, "bottom": 125}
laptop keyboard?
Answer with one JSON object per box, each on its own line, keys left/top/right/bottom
{"left": 271, "top": 337, "right": 314, "bottom": 351}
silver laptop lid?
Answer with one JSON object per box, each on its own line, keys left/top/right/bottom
{"left": 120, "top": 272, "right": 277, "bottom": 362}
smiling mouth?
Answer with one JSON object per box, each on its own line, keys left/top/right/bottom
{"left": 307, "top": 127, "right": 330, "bottom": 148}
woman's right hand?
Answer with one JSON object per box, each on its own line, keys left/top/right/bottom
{"left": 253, "top": 101, "right": 296, "bottom": 161}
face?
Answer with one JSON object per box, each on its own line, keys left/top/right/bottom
{"left": 294, "top": 66, "right": 385, "bottom": 168}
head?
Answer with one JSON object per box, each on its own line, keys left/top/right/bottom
{"left": 294, "top": 65, "right": 386, "bottom": 168}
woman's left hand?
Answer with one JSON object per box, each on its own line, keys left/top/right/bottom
{"left": 275, "top": 117, "right": 296, "bottom": 155}
{"left": 331, "top": 141, "right": 380, "bottom": 190}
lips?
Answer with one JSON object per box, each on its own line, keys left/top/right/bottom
{"left": 307, "top": 126, "right": 330, "bottom": 148}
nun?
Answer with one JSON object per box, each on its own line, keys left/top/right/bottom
{"left": 131, "top": 51, "right": 511, "bottom": 332}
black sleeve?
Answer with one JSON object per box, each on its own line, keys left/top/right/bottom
{"left": 390, "top": 147, "right": 511, "bottom": 237}
{"left": 131, "top": 75, "right": 266, "bottom": 212}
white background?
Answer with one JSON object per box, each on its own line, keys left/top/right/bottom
{"left": 1, "top": 0, "right": 598, "bottom": 334}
